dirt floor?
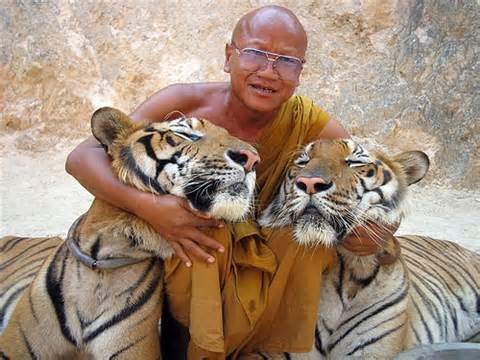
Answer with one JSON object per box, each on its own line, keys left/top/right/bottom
{"left": 1, "top": 146, "right": 479, "bottom": 252}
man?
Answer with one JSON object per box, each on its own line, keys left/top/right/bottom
{"left": 66, "top": 5, "right": 396, "bottom": 358}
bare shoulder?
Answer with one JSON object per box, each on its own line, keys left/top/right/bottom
{"left": 318, "top": 117, "right": 350, "bottom": 140}
{"left": 164, "top": 82, "right": 227, "bottom": 101}
{"left": 187, "top": 82, "right": 228, "bottom": 95}
{"left": 130, "top": 82, "right": 228, "bottom": 122}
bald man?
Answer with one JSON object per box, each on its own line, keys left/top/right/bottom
{"left": 66, "top": 5, "right": 383, "bottom": 263}
{"left": 66, "top": 5, "right": 397, "bottom": 357}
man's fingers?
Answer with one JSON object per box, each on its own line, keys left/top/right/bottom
{"left": 188, "top": 208, "right": 212, "bottom": 220}
{"left": 342, "top": 233, "right": 382, "bottom": 255}
{"left": 178, "top": 199, "right": 210, "bottom": 218}
{"left": 366, "top": 220, "right": 399, "bottom": 236}
{"left": 180, "top": 199, "right": 223, "bottom": 227}
{"left": 189, "top": 209, "right": 224, "bottom": 227}
{"left": 186, "top": 228, "right": 225, "bottom": 253}
{"left": 181, "top": 239, "right": 216, "bottom": 263}
{"left": 195, "top": 217, "right": 225, "bottom": 229}
{"left": 387, "top": 220, "right": 400, "bottom": 234}
{"left": 171, "top": 242, "right": 192, "bottom": 267}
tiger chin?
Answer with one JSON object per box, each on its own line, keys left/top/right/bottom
{"left": 259, "top": 139, "right": 480, "bottom": 359}
{"left": 0, "top": 108, "right": 258, "bottom": 359}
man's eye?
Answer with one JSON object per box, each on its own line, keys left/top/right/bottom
{"left": 278, "top": 56, "right": 300, "bottom": 65}
{"left": 243, "top": 48, "right": 265, "bottom": 57}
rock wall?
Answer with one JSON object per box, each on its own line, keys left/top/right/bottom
{"left": 1, "top": 0, "right": 478, "bottom": 189}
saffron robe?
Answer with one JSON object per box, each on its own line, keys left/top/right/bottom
{"left": 164, "top": 95, "right": 336, "bottom": 358}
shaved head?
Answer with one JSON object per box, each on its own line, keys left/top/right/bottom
{"left": 232, "top": 5, "right": 308, "bottom": 55}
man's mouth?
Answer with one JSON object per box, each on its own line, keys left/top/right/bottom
{"left": 249, "top": 84, "right": 276, "bottom": 94}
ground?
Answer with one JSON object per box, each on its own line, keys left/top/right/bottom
{"left": 1, "top": 146, "right": 479, "bottom": 252}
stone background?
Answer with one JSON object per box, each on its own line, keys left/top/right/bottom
{"left": 1, "top": 0, "right": 479, "bottom": 189}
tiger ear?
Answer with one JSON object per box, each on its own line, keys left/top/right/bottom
{"left": 394, "top": 151, "right": 430, "bottom": 185}
{"left": 91, "top": 107, "right": 134, "bottom": 153}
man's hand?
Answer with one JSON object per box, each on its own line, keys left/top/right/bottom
{"left": 342, "top": 221, "right": 400, "bottom": 264}
{"left": 134, "top": 193, "right": 225, "bottom": 266}
{"left": 66, "top": 137, "right": 225, "bottom": 267}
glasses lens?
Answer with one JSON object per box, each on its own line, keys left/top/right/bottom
{"left": 275, "top": 57, "right": 302, "bottom": 80}
{"left": 238, "top": 48, "right": 267, "bottom": 71}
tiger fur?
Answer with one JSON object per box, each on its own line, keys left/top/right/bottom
{"left": 259, "top": 139, "right": 480, "bottom": 359}
{"left": 0, "top": 107, "right": 258, "bottom": 359}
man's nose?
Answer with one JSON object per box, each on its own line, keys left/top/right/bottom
{"left": 256, "top": 58, "right": 279, "bottom": 78}
{"left": 227, "top": 149, "right": 261, "bottom": 172}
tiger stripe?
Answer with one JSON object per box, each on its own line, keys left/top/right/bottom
{"left": 0, "top": 236, "right": 62, "bottom": 332}
{"left": 1, "top": 108, "right": 258, "bottom": 358}
{"left": 259, "top": 140, "right": 478, "bottom": 359}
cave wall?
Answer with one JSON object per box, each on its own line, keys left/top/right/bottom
{"left": 1, "top": 0, "right": 478, "bottom": 188}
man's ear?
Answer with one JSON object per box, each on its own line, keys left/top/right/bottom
{"left": 224, "top": 43, "right": 232, "bottom": 73}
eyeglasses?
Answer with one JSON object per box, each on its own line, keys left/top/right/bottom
{"left": 231, "top": 43, "right": 305, "bottom": 81}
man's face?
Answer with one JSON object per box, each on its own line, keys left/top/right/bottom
{"left": 224, "top": 20, "right": 306, "bottom": 114}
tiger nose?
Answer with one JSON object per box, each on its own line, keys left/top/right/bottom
{"left": 296, "top": 176, "right": 332, "bottom": 194}
{"left": 227, "top": 149, "right": 261, "bottom": 172}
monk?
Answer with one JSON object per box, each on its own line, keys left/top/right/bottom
{"left": 66, "top": 5, "right": 398, "bottom": 358}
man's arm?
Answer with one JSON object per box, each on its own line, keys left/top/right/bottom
{"left": 65, "top": 84, "right": 224, "bottom": 266}
{"left": 317, "top": 117, "right": 350, "bottom": 140}
{"left": 129, "top": 84, "right": 201, "bottom": 122}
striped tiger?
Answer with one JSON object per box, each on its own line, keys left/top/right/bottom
{"left": 0, "top": 107, "right": 258, "bottom": 359}
{"left": 259, "top": 139, "right": 480, "bottom": 359}
{"left": 0, "top": 236, "right": 62, "bottom": 332}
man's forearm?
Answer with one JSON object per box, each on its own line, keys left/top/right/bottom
{"left": 65, "top": 136, "right": 143, "bottom": 215}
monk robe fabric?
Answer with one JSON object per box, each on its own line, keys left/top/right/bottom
{"left": 163, "top": 95, "right": 336, "bottom": 358}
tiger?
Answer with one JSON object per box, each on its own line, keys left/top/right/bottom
{"left": 0, "top": 107, "right": 259, "bottom": 359}
{"left": 258, "top": 139, "right": 480, "bottom": 359}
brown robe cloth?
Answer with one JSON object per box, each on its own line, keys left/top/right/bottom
{"left": 163, "top": 95, "right": 336, "bottom": 358}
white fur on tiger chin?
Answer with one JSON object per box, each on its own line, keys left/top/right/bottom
{"left": 206, "top": 173, "right": 256, "bottom": 222}
{"left": 208, "top": 196, "right": 252, "bottom": 222}
{"left": 293, "top": 222, "right": 337, "bottom": 247}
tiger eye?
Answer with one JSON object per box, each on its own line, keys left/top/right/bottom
{"left": 366, "top": 169, "right": 375, "bottom": 177}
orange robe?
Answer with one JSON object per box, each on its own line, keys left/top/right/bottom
{"left": 164, "top": 95, "right": 336, "bottom": 358}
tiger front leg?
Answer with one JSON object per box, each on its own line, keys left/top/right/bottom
{"left": 311, "top": 322, "right": 331, "bottom": 359}
{"left": 0, "top": 290, "right": 78, "bottom": 358}
{"left": 86, "top": 293, "right": 163, "bottom": 360}
{"left": 324, "top": 304, "right": 408, "bottom": 359}
{"left": 88, "top": 325, "right": 162, "bottom": 360}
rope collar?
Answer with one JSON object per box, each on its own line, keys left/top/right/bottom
{"left": 66, "top": 214, "right": 146, "bottom": 270}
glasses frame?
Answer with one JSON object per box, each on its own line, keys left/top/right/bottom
{"left": 230, "top": 43, "right": 305, "bottom": 79}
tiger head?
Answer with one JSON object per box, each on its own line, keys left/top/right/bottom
{"left": 91, "top": 107, "right": 259, "bottom": 222}
{"left": 259, "top": 139, "right": 429, "bottom": 247}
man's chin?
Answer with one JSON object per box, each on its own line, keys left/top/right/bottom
{"left": 242, "top": 91, "right": 284, "bottom": 114}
